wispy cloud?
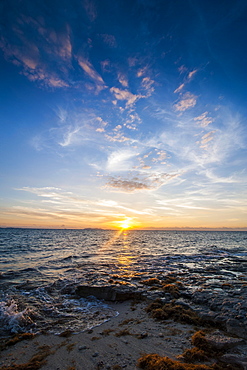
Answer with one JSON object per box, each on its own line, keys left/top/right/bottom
{"left": 83, "top": 0, "right": 97, "bottom": 21}
{"left": 194, "top": 112, "right": 214, "bottom": 127}
{"left": 198, "top": 130, "right": 216, "bottom": 149}
{"left": 100, "top": 34, "right": 117, "bottom": 48}
{"left": 174, "top": 68, "right": 198, "bottom": 93}
{"left": 174, "top": 83, "right": 185, "bottom": 94}
{"left": 105, "top": 172, "right": 180, "bottom": 193}
{"left": 110, "top": 87, "right": 141, "bottom": 107}
{"left": 78, "top": 57, "right": 106, "bottom": 92}
{"left": 106, "top": 149, "right": 138, "bottom": 171}
{"left": 117, "top": 72, "right": 128, "bottom": 87}
{"left": 0, "top": 13, "right": 73, "bottom": 88}
{"left": 173, "top": 92, "right": 197, "bottom": 112}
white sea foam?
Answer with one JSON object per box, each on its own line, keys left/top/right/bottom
{"left": 0, "top": 299, "right": 34, "bottom": 334}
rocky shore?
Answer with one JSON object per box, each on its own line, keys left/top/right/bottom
{"left": 0, "top": 266, "right": 247, "bottom": 369}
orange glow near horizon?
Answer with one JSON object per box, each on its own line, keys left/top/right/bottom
{"left": 112, "top": 217, "right": 139, "bottom": 230}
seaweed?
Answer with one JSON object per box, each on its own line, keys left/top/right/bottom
{"left": 119, "top": 318, "right": 141, "bottom": 326}
{"left": 66, "top": 343, "right": 75, "bottom": 352}
{"left": 150, "top": 308, "right": 169, "bottom": 320}
{"left": 137, "top": 354, "right": 213, "bottom": 369}
{"left": 141, "top": 278, "right": 161, "bottom": 286}
{"left": 161, "top": 284, "right": 180, "bottom": 298}
{"left": 0, "top": 333, "right": 35, "bottom": 350}
{"left": 100, "top": 328, "right": 114, "bottom": 336}
{"left": 115, "top": 329, "right": 132, "bottom": 337}
{"left": 178, "top": 347, "right": 209, "bottom": 363}
{"left": 191, "top": 331, "right": 212, "bottom": 351}
{"left": 0, "top": 345, "right": 51, "bottom": 370}
{"left": 146, "top": 300, "right": 202, "bottom": 325}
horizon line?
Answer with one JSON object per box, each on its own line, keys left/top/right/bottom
{"left": 1, "top": 226, "right": 247, "bottom": 231}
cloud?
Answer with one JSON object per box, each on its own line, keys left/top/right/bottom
{"left": 16, "top": 186, "right": 86, "bottom": 204}
{"left": 188, "top": 69, "right": 198, "bottom": 80}
{"left": 194, "top": 112, "right": 214, "bottom": 127}
{"left": 105, "top": 172, "right": 180, "bottom": 193}
{"left": 110, "top": 87, "right": 141, "bottom": 106}
{"left": 83, "top": 0, "right": 97, "bottom": 21}
{"left": 0, "top": 11, "right": 73, "bottom": 88}
{"left": 124, "top": 112, "right": 142, "bottom": 130}
{"left": 174, "top": 92, "right": 197, "bottom": 112}
{"left": 105, "top": 177, "right": 150, "bottom": 192}
{"left": 100, "top": 34, "right": 117, "bottom": 48}
{"left": 106, "top": 149, "right": 137, "bottom": 171}
{"left": 174, "top": 83, "right": 185, "bottom": 93}
{"left": 59, "top": 126, "right": 82, "bottom": 147}
{"left": 140, "top": 77, "right": 155, "bottom": 97}
{"left": 78, "top": 57, "right": 106, "bottom": 92}
{"left": 118, "top": 73, "right": 128, "bottom": 87}
{"left": 198, "top": 130, "right": 216, "bottom": 149}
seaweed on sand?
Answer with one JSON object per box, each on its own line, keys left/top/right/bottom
{"left": 146, "top": 300, "right": 202, "bottom": 326}
{"left": 137, "top": 354, "right": 213, "bottom": 369}
{"left": 0, "top": 345, "right": 51, "bottom": 370}
{"left": 178, "top": 347, "right": 209, "bottom": 363}
{"left": 0, "top": 333, "right": 35, "bottom": 350}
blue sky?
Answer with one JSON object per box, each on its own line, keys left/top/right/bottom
{"left": 0, "top": 0, "right": 247, "bottom": 229}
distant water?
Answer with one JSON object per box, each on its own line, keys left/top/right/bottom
{"left": 0, "top": 228, "right": 246, "bottom": 337}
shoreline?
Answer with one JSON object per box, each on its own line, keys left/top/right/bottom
{"left": 1, "top": 299, "right": 192, "bottom": 370}
{"left": 1, "top": 290, "right": 247, "bottom": 370}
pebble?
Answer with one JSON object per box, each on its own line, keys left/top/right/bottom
{"left": 78, "top": 345, "right": 87, "bottom": 350}
{"left": 92, "top": 352, "right": 99, "bottom": 357}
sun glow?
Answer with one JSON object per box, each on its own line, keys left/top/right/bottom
{"left": 114, "top": 217, "right": 136, "bottom": 230}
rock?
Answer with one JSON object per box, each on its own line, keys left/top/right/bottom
{"left": 76, "top": 285, "right": 143, "bottom": 301}
{"left": 204, "top": 330, "right": 245, "bottom": 350}
{"left": 219, "top": 353, "right": 247, "bottom": 368}
{"left": 92, "top": 352, "right": 99, "bottom": 357}
{"left": 226, "top": 319, "right": 247, "bottom": 339}
{"left": 78, "top": 345, "right": 87, "bottom": 350}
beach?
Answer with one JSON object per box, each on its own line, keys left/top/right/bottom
{"left": 1, "top": 229, "right": 247, "bottom": 369}
{"left": 1, "top": 273, "right": 247, "bottom": 370}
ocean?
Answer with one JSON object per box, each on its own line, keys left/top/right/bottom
{"left": 0, "top": 228, "right": 246, "bottom": 338}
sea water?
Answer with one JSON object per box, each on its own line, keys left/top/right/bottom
{"left": 0, "top": 228, "right": 246, "bottom": 337}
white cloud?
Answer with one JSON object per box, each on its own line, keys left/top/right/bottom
{"left": 110, "top": 87, "right": 141, "bottom": 106}
{"left": 78, "top": 57, "right": 106, "bottom": 91}
{"left": 174, "top": 83, "right": 185, "bottom": 93}
{"left": 107, "top": 149, "right": 137, "bottom": 171}
{"left": 105, "top": 172, "right": 181, "bottom": 193}
{"left": 118, "top": 73, "right": 128, "bottom": 87}
{"left": 174, "top": 92, "right": 197, "bottom": 112}
{"left": 188, "top": 69, "right": 198, "bottom": 80}
{"left": 194, "top": 112, "right": 214, "bottom": 127}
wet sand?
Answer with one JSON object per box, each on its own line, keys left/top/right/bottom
{"left": 0, "top": 299, "right": 199, "bottom": 370}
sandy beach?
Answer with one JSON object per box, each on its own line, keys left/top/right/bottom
{"left": 0, "top": 299, "right": 192, "bottom": 369}
{"left": 1, "top": 295, "right": 247, "bottom": 370}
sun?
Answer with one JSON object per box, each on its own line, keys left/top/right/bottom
{"left": 119, "top": 219, "right": 132, "bottom": 230}
{"left": 113, "top": 217, "right": 135, "bottom": 230}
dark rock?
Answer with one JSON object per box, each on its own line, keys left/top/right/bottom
{"left": 226, "top": 319, "right": 247, "bottom": 339}
{"left": 219, "top": 353, "right": 247, "bottom": 368}
{"left": 174, "top": 300, "right": 192, "bottom": 309}
{"left": 76, "top": 285, "right": 143, "bottom": 301}
{"left": 204, "top": 330, "right": 245, "bottom": 350}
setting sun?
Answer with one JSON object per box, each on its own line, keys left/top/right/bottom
{"left": 119, "top": 219, "right": 132, "bottom": 229}
{"left": 112, "top": 218, "right": 137, "bottom": 230}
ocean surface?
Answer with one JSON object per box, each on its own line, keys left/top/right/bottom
{"left": 0, "top": 228, "right": 246, "bottom": 337}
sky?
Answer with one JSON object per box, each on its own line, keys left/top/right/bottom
{"left": 0, "top": 0, "right": 247, "bottom": 230}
